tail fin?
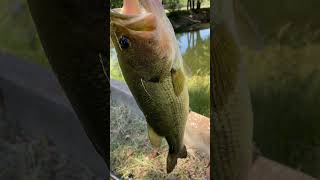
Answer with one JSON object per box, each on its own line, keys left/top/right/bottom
{"left": 166, "top": 145, "right": 188, "bottom": 173}
{"left": 178, "top": 145, "right": 188, "bottom": 158}
{"left": 167, "top": 153, "right": 177, "bottom": 173}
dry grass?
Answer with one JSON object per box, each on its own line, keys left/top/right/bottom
{"left": 110, "top": 101, "right": 208, "bottom": 180}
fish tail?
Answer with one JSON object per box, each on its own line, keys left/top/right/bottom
{"left": 178, "top": 145, "right": 188, "bottom": 158}
{"left": 166, "top": 145, "right": 188, "bottom": 173}
{"left": 166, "top": 152, "right": 178, "bottom": 173}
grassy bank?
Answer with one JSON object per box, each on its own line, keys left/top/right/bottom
{"left": 110, "top": 101, "right": 208, "bottom": 179}
{"left": 167, "top": 8, "right": 210, "bottom": 33}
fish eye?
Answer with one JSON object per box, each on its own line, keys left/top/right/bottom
{"left": 119, "top": 35, "right": 130, "bottom": 49}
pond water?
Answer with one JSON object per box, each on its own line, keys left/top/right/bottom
{"left": 110, "top": 27, "right": 210, "bottom": 117}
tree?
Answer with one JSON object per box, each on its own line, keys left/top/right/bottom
{"left": 197, "top": 0, "right": 202, "bottom": 10}
{"left": 110, "top": 0, "right": 122, "bottom": 8}
{"left": 163, "top": 0, "right": 181, "bottom": 12}
{"left": 187, "top": 0, "right": 191, "bottom": 10}
{"left": 187, "top": 0, "right": 202, "bottom": 11}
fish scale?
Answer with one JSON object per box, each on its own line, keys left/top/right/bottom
{"left": 212, "top": 0, "right": 258, "bottom": 178}
{"left": 121, "top": 63, "right": 187, "bottom": 140}
{"left": 211, "top": 16, "right": 253, "bottom": 180}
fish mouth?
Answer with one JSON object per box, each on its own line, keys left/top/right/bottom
{"left": 110, "top": 8, "right": 147, "bottom": 20}
{"left": 110, "top": 0, "right": 156, "bottom": 32}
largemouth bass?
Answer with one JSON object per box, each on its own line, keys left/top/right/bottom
{"left": 211, "top": 0, "right": 254, "bottom": 179}
{"left": 110, "top": 0, "right": 189, "bottom": 173}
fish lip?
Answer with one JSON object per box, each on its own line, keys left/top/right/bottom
{"left": 110, "top": 8, "right": 141, "bottom": 19}
{"left": 110, "top": 8, "right": 150, "bottom": 20}
{"left": 110, "top": 7, "right": 156, "bottom": 34}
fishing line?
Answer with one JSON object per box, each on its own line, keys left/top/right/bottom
{"left": 110, "top": 171, "right": 121, "bottom": 180}
{"left": 112, "top": 31, "right": 123, "bottom": 52}
{"left": 98, "top": 53, "right": 110, "bottom": 83}
{"left": 140, "top": 79, "right": 152, "bottom": 99}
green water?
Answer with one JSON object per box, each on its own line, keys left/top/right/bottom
{"left": 110, "top": 28, "right": 210, "bottom": 117}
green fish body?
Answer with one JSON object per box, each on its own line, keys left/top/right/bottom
{"left": 110, "top": 0, "right": 189, "bottom": 173}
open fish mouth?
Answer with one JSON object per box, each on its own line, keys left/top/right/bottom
{"left": 110, "top": 0, "right": 176, "bottom": 76}
{"left": 110, "top": 0, "right": 157, "bottom": 32}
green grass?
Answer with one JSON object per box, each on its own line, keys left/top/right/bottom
{"left": 188, "top": 75, "right": 210, "bottom": 117}
{"left": 110, "top": 101, "right": 208, "bottom": 179}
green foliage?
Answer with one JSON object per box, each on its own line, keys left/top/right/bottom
{"left": 163, "top": 0, "right": 181, "bottom": 12}
{"left": 110, "top": 0, "right": 122, "bottom": 9}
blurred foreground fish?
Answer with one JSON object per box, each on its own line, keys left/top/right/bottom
{"left": 110, "top": 0, "right": 189, "bottom": 173}
{"left": 211, "top": 0, "right": 254, "bottom": 179}
{"left": 26, "top": 0, "right": 111, "bottom": 177}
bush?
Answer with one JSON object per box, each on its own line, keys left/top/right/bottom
{"left": 110, "top": 0, "right": 122, "bottom": 9}
{"left": 163, "top": 0, "right": 181, "bottom": 12}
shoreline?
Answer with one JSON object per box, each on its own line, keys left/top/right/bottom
{"left": 167, "top": 8, "right": 210, "bottom": 33}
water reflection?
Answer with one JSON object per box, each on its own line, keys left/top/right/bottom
{"left": 177, "top": 28, "right": 210, "bottom": 117}
{"left": 177, "top": 28, "right": 210, "bottom": 76}
{"left": 177, "top": 28, "right": 210, "bottom": 54}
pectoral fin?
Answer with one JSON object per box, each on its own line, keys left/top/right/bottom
{"left": 171, "top": 68, "right": 186, "bottom": 97}
{"left": 147, "top": 124, "right": 162, "bottom": 148}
